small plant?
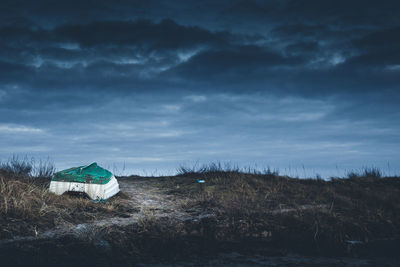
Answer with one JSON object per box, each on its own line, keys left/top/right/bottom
{"left": 362, "top": 167, "right": 382, "bottom": 178}
{"left": 262, "top": 167, "right": 280, "bottom": 176}
{"left": 0, "top": 156, "right": 56, "bottom": 179}
{"left": 347, "top": 167, "right": 382, "bottom": 179}
{"left": 0, "top": 155, "right": 33, "bottom": 176}
{"left": 347, "top": 171, "right": 359, "bottom": 179}
{"left": 32, "top": 158, "right": 56, "bottom": 178}
{"left": 177, "top": 162, "right": 279, "bottom": 178}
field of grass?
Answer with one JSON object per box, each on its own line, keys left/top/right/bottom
{"left": 0, "top": 157, "right": 129, "bottom": 239}
{"left": 163, "top": 166, "right": 400, "bottom": 255}
{"left": 1, "top": 159, "right": 399, "bottom": 266}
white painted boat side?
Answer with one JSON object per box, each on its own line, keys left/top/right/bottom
{"left": 49, "top": 176, "right": 120, "bottom": 200}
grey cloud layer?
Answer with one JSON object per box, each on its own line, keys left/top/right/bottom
{"left": 1, "top": 15, "right": 399, "bottom": 96}
{"left": 1, "top": 0, "right": 399, "bottom": 176}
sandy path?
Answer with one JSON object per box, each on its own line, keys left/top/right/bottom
{"left": 93, "top": 178, "right": 204, "bottom": 227}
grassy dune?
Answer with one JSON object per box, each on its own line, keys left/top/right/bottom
{"left": 0, "top": 159, "right": 128, "bottom": 239}
{"left": 1, "top": 160, "right": 399, "bottom": 266}
{"left": 161, "top": 167, "right": 400, "bottom": 254}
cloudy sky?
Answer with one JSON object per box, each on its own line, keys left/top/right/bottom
{"left": 0, "top": 0, "right": 399, "bottom": 177}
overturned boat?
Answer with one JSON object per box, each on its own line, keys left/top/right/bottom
{"left": 49, "top": 162, "right": 120, "bottom": 200}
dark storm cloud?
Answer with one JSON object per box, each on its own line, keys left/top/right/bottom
{"left": 285, "top": 41, "right": 319, "bottom": 52}
{"left": 0, "top": 18, "right": 266, "bottom": 95}
{"left": 53, "top": 19, "right": 231, "bottom": 49}
{"left": 1, "top": 18, "right": 397, "bottom": 97}
{"left": 346, "top": 27, "right": 400, "bottom": 66}
{"left": 0, "top": 61, "right": 32, "bottom": 82}
{"left": 1, "top": 0, "right": 399, "bottom": 176}
{"left": 164, "top": 45, "right": 305, "bottom": 81}
{"left": 0, "top": 19, "right": 233, "bottom": 58}
{"left": 272, "top": 24, "right": 329, "bottom": 38}
{"left": 227, "top": 0, "right": 400, "bottom": 26}
{"left": 354, "top": 27, "right": 400, "bottom": 50}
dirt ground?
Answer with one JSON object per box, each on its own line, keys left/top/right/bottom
{"left": 0, "top": 177, "right": 211, "bottom": 246}
{"left": 0, "top": 177, "right": 332, "bottom": 246}
{"left": 1, "top": 174, "right": 400, "bottom": 266}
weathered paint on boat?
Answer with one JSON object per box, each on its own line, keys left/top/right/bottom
{"left": 49, "top": 163, "right": 120, "bottom": 200}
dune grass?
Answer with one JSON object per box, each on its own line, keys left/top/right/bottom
{"left": 0, "top": 158, "right": 126, "bottom": 239}
{"left": 1, "top": 159, "right": 399, "bottom": 265}
{"left": 151, "top": 165, "right": 400, "bottom": 256}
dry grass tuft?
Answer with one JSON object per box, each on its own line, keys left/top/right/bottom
{"left": 1, "top": 160, "right": 400, "bottom": 264}
{"left": 155, "top": 166, "right": 400, "bottom": 255}
{"left": 0, "top": 165, "right": 126, "bottom": 239}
